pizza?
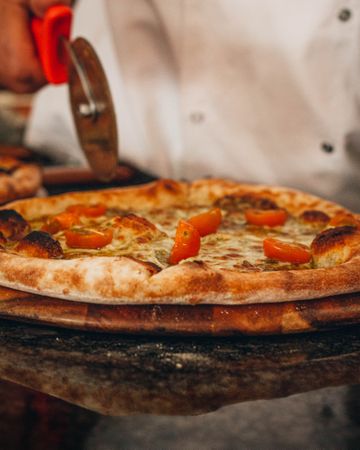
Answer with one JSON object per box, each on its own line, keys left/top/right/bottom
{"left": 0, "top": 178, "right": 358, "bottom": 305}
{"left": 0, "top": 156, "right": 42, "bottom": 204}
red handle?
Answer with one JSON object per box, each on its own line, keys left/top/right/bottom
{"left": 31, "top": 5, "right": 72, "bottom": 84}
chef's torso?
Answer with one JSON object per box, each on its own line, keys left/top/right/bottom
{"left": 26, "top": 0, "right": 360, "bottom": 210}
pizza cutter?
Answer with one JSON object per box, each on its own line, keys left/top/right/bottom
{"left": 31, "top": 5, "right": 118, "bottom": 181}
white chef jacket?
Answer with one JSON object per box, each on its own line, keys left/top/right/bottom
{"left": 25, "top": 0, "right": 360, "bottom": 210}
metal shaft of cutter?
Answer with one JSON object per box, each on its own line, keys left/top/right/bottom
{"left": 62, "top": 38, "right": 99, "bottom": 121}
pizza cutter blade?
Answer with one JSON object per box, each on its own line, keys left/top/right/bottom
{"left": 66, "top": 38, "right": 118, "bottom": 181}
{"left": 31, "top": 6, "right": 119, "bottom": 181}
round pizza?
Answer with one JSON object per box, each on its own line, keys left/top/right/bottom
{"left": 0, "top": 156, "right": 42, "bottom": 204}
{"left": 0, "top": 178, "right": 358, "bottom": 305}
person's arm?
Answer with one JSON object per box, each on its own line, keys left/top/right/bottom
{"left": 0, "top": 0, "right": 72, "bottom": 93}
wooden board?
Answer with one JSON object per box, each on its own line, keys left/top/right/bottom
{"left": 0, "top": 286, "right": 360, "bottom": 335}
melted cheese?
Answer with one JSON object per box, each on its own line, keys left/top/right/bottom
{"left": 27, "top": 205, "right": 325, "bottom": 272}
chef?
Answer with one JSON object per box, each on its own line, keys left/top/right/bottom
{"left": 1, "top": 0, "right": 359, "bottom": 210}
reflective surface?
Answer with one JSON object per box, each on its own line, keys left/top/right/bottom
{"left": 0, "top": 320, "right": 360, "bottom": 448}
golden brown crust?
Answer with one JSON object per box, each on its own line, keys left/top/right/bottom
{"left": 0, "top": 178, "right": 358, "bottom": 305}
{"left": 0, "top": 209, "right": 29, "bottom": 240}
{"left": 0, "top": 157, "right": 42, "bottom": 205}
{"left": 0, "top": 156, "right": 21, "bottom": 173}
{"left": 311, "top": 226, "right": 360, "bottom": 268}
{"left": 328, "top": 212, "right": 360, "bottom": 228}
{"left": 111, "top": 213, "right": 162, "bottom": 245}
{"left": 215, "top": 193, "right": 278, "bottom": 211}
{"left": 15, "top": 231, "right": 63, "bottom": 259}
{"left": 188, "top": 179, "right": 347, "bottom": 216}
{"left": 311, "top": 226, "right": 358, "bottom": 252}
{"left": 299, "top": 210, "right": 330, "bottom": 224}
{"left": 0, "top": 251, "right": 358, "bottom": 305}
{"left": 9, "top": 179, "right": 189, "bottom": 219}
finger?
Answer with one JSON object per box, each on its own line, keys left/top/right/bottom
{"left": 0, "top": 2, "right": 46, "bottom": 93}
{"left": 28, "top": 0, "right": 73, "bottom": 18}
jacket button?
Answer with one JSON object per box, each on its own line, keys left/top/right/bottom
{"left": 338, "top": 9, "right": 351, "bottom": 21}
{"left": 190, "top": 111, "right": 205, "bottom": 123}
{"left": 321, "top": 142, "right": 334, "bottom": 153}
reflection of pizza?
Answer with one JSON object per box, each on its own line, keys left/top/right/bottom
{"left": 0, "top": 156, "right": 42, "bottom": 204}
{"left": 0, "top": 178, "right": 358, "bottom": 305}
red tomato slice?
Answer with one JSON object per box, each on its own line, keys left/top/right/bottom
{"left": 66, "top": 203, "right": 107, "bottom": 218}
{"left": 65, "top": 228, "right": 113, "bottom": 249}
{"left": 263, "top": 238, "right": 311, "bottom": 264}
{"left": 42, "top": 212, "right": 80, "bottom": 234}
{"left": 188, "top": 208, "right": 222, "bottom": 237}
{"left": 245, "top": 209, "right": 287, "bottom": 227}
{"left": 169, "top": 220, "right": 201, "bottom": 264}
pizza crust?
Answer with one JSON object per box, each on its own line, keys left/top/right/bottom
{"left": 0, "top": 162, "right": 42, "bottom": 204}
{"left": 0, "top": 250, "right": 358, "bottom": 305}
{"left": 0, "top": 178, "right": 359, "bottom": 305}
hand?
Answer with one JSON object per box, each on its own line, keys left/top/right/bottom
{"left": 0, "top": 0, "right": 72, "bottom": 93}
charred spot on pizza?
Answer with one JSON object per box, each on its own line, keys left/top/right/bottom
{"left": 240, "top": 194, "right": 279, "bottom": 210}
{"left": 300, "top": 210, "right": 330, "bottom": 225}
{"left": 0, "top": 209, "right": 29, "bottom": 240}
{"left": 311, "top": 226, "right": 359, "bottom": 268}
{"left": 15, "top": 231, "right": 64, "bottom": 259}
{"left": 311, "top": 226, "right": 357, "bottom": 251}
{"left": 215, "top": 194, "right": 278, "bottom": 211}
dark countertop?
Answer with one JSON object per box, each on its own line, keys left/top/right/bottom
{"left": 1, "top": 319, "right": 360, "bottom": 449}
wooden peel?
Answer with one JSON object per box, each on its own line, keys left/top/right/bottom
{"left": 0, "top": 286, "right": 360, "bottom": 335}
{"left": 42, "top": 165, "right": 134, "bottom": 186}
{"left": 0, "top": 145, "right": 135, "bottom": 186}
{"left": 0, "top": 145, "right": 34, "bottom": 159}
